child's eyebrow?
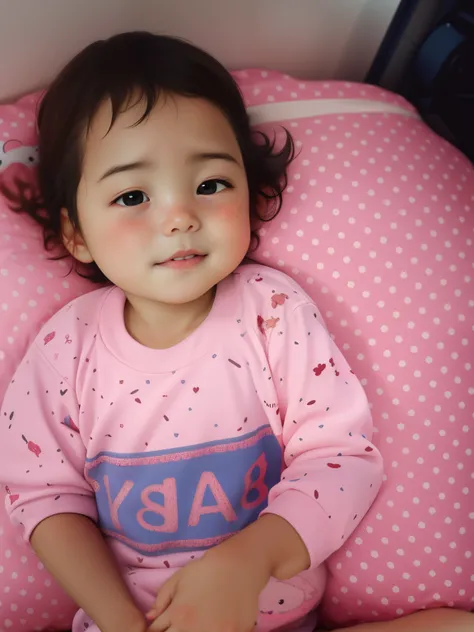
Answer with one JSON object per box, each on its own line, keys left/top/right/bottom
{"left": 188, "top": 151, "right": 241, "bottom": 166}
{"left": 98, "top": 160, "right": 152, "bottom": 183}
{"left": 98, "top": 152, "right": 241, "bottom": 183}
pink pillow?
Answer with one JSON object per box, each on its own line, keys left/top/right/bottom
{"left": 237, "top": 70, "right": 474, "bottom": 625}
{"left": 0, "top": 74, "right": 473, "bottom": 630}
{"left": 1, "top": 93, "right": 94, "bottom": 630}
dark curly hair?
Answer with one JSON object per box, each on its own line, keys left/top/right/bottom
{"left": 2, "top": 32, "right": 294, "bottom": 283}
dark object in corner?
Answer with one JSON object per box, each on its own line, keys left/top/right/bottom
{"left": 368, "top": 0, "right": 474, "bottom": 164}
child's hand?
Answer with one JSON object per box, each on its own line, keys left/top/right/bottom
{"left": 146, "top": 542, "right": 271, "bottom": 632}
{"left": 114, "top": 616, "right": 149, "bottom": 632}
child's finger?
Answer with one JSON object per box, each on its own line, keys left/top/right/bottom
{"left": 147, "top": 611, "right": 172, "bottom": 632}
{"left": 146, "top": 608, "right": 158, "bottom": 621}
{"left": 151, "top": 574, "right": 177, "bottom": 619}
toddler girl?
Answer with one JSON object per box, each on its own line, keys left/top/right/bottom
{"left": 0, "top": 32, "right": 383, "bottom": 632}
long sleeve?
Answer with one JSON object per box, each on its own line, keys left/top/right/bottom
{"left": 0, "top": 340, "right": 97, "bottom": 540}
{"left": 261, "top": 301, "right": 383, "bottom": 569}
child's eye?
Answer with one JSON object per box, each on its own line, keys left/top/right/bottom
{"left": 197, "top": 179, "right": 232, "bottom": 196}
{"left": 113, "top": 190, "right": 150, "bottom": 207}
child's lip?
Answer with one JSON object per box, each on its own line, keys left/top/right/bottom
{"left": 159, "top": 249, "right": 206, "bottom": 264}
{"left": 154, "top": 254, "right": 207, "bottom": 270}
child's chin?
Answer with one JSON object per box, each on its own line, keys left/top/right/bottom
{"left": 151, "top": 287, "right": 213, "bottom": 306}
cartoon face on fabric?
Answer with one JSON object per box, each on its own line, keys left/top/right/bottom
{"left": 257, "top": 573, "right": 325, "bottom": 632}
{"left": 0, "top": 140, "right": 38, "bottom": 173}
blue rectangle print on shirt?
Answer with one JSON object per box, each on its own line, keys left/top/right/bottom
{"left": 85, "top": 426, "right": 282, "bottom": 555}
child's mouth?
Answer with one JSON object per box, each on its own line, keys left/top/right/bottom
{"left": 156, "top": 254, "right": 206, "bottom": 269}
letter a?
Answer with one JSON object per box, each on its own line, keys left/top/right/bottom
{"left": 188, "top": 472, "right": 237, "bottom": 527}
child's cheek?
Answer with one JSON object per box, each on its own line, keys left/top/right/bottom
{"left": 107, "top": 213, "right": 150, "bottom": 242}
{"left": 216, "top": 199, "right": 248, "bottom": 217}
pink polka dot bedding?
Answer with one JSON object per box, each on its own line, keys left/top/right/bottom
{"left": 0, "top": 71, "right": 473, "bottom": 631}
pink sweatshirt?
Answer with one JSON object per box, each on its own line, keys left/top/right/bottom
{"left": 0, "top": 263, "right": 382, "bottom": 629}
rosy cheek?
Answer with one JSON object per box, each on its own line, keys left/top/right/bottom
{"left": 107, "top": 213, "right": 150, "bottom": 240}
{"left": 214, "top": 200, "right": 249, "bottom": 220}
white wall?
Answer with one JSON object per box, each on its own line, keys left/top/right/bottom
{"left": 0, "top": 0, "right": 401, "bottom": 102}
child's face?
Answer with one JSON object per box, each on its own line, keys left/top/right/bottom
{"left": 65, "top": 94, "right": 251, "bottom": 305}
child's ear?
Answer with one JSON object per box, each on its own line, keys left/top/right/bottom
{"left": 60, "top": 208, "right": 94, "bottom": 264}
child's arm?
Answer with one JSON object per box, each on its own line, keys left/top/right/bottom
{"left": 31, "top": 514, "right": 146, "bottom": 632}
{"left": 0, "top": 341, "right": 145, "bottom": 632}
{"left": 244, "top": 301, "right": 382, "bottom": 567}
{"left": 331, "top": 608, "right": 474, "bottom": 631}
{"left": 259, "top": 300, "right": 384, "bottom": 571}
{"left": 204, "top": 512, "right": 309, "bottom": 580}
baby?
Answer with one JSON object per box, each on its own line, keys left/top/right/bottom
{"left": 0, "top": 32, "right": 383, "bottom": 632}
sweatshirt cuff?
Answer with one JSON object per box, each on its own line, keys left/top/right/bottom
{"left": 261, "top": 490, "right": 344, "bottom": 569}
{"left": 10, "top": 494, "right": 98, "bottom": 542}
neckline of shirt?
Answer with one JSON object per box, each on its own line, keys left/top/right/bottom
{"left": 98, "top": 273, "right": 239, "bottom": 373}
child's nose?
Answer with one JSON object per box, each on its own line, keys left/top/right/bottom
{"left": 158, "top": 204, "right": 201, "bottom": 236}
